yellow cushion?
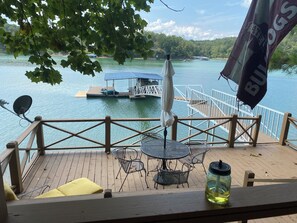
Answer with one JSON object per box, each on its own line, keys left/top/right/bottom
{"left": 3, "top": 182, "right": 19, "bottom": 201}
{"left": 35, "top": 189, "right": 65, "bottom": 199}
{"left": 57, "top": 178, "right": 103, "bottom": 196}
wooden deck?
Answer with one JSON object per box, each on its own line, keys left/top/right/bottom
{"left": 18, "top": 143, "right": 297, "bottom": 222}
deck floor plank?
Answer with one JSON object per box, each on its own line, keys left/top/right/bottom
{"left": 22, "top": 152, "right": 46, "bottom": 192}
{"left": 20, "top": 143, "right": 297, "bottom": 222}
{"left": 94, "top": 151, "right": 103, "bottom": 187}
{"left": 50, "top": 151, "right": 71, "bottom": 190}
{"left": 59, "top": 151, "right": 75, "bottom": 185}
{"left": 82, "top": 150, "right": 91, "bottom": 179}
{"left": 42, "top": 151, "right": 66, "bottom": 194}
{"left": 88, "top": 150, "right": 96, "bottom": 182}
{"left": 26, "top": 153, "right": 59, "bottom": 198}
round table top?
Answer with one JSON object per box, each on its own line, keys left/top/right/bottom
{"left": 141, "top": 138, "right": 190, "bottom": 160}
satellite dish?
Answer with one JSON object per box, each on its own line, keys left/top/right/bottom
{"left": 13, "top": 95, "right": 33, "bottom": 122}
{"left": 13, "top": 95, "right": 32, "bottom": 115}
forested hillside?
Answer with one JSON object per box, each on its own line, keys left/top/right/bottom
{"left": 147, "top": 27, "right": 297, "bottom": 73}
{"left": 1, "top": 24, "right": 297, "bottom": 73}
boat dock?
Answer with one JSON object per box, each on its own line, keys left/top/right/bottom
{"left": 76, "top": 72, "right": 163, "bottom": 99}
{"left": 76, "top": 86, "right": 147, "bottom": 99}
{"left": 86, "top": 86, "right": 130, "bottom": 98}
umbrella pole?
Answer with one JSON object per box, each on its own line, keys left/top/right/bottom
{"left": 163, "top": 127, "right": 167, "bottom": 149}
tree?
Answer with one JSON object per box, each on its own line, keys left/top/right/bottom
{"left": 0, "top": 0, "right": 154, "bottom": 84}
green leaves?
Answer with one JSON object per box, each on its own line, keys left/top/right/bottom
{"left": 25, "top": 67, "right": 62, "bottom": 85}
{"left": 61, "top": 50, "right": 102, "bottom": 75}
{"left": 0, "top": 0, "right": 154, "bottom": 84}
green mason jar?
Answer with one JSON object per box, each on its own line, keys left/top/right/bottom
{"left": 205, "top": 160, "right": 231, "bottom": 205}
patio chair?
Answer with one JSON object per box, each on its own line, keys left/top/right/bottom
{"left": 141, "top": 132, "right": 163, "bottom": 175}
{"left": 154, "top": 164, "right": 190, "bottom": 189}
{"left": 178, "top": 140, "right": 209, "bottom": 174}
{"left": 114, "top": 148, "right": 149, "bottom": 192}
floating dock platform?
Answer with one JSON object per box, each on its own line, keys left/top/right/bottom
{"left": 76, "top": 86, "right": 146, "bottom": 99}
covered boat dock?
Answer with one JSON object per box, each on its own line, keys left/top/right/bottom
{"left": 85, "top": 72, "right": 163, "bottom": 98}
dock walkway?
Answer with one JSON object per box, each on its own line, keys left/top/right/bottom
{"left": 190, "top": 102, "right": 276, "bottom": 143}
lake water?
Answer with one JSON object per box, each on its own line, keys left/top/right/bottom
{"left": 1, "top": 55, "right": 297, "bottom": 151}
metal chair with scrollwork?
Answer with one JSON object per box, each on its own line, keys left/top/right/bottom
{"left": 114, "top": 147, "right": 149, "bottom": 192}
{"left": 154, "top": 164, "right": 190, "bottom": 189}
{"left": 178, "top": 140, "right": 209, "bottom": 174}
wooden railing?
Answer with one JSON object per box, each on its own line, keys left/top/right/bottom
{"left": 1, "top": 115, "right": 261, "bottom": 193}
{"left": 2, "top": 182, "right": 297, "bottom": 223}
{"left": 243, "top": 170, "right": 297, "bottom": 187}
{"left": 0, "top": 114, "right": 297, "bottom": 222}
{"left": 241, "top": 170, "right": 297, "bottom": 223}
{"left": 279, "top": 112, "right": 297, "bottom": 150}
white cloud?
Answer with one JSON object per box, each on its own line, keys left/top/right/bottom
{"left": 241, "top": 0, "right": 252, "bottom": 8}
{"left": 196, "top": 9, "right": 205, "bottom": 15}
{"left": 145, "top": 19, "right": 232, "bottom": 40}
{"left": 225, "top": 0, "right": 251, "bottom": 8}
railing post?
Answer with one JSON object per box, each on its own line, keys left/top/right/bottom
{"left": 240, "top": 170, "right": 255, "bottom": 223}
{"left": 0, "top": 165, "right": 8, "bottom": 222}
{"left": 252, "top": 115, "right": 261, "bottom": 147}
{"left": 243, "top": 170, "right": 255, "bottom": 187}
{"left": 7, "top": 141, "right": 23, "bottom": 194}
{"left": 171, "top": 115, "right": 178, "bottom": 141}
{"left": 279, "top": 112, "right": 292, "bottom": 145}
{"left": 228, "top": 114, "right": 237, "bottom": 148}
{"left": 35, "top": 116, "right": 45, "bottom": 155}
{"left": 105, "top": 116, "right": 111, "bottom": 154}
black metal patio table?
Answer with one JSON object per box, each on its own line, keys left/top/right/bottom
{"left": 141, "top": 138, "right": 190, "bottom": 185}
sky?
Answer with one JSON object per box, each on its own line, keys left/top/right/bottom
{"left": 141, "top": 0, "right": 252, "bottom": 40}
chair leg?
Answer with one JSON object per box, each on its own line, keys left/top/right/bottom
{"left": 154, "top": 173, "right": 159, "bottom": 189}
{"left": 119, "top": 173, "right": 129, "bottom": 192}
{"left": 147, "top": 159, "right": 150, "bottom": 176}
{"left": 202, "top": 164, "right": 207, "bottom": 175}
{"left": 154, "top": 181, "right": 158, "bottom": 189}
{"left": 143, "top": 170, "right": 149, "bottom": 188}
{"left": 116, "top": 166, "right": 122, "bottom": 179}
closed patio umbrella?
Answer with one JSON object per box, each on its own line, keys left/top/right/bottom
{"left": 160, "top": 55, "right": 175, "bottom": 149}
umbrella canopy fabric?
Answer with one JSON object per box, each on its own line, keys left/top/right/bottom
{"left": 160, "top": 59, "right": 175, "bottom": 128}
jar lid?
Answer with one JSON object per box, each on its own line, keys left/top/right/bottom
{"left": 209, "top": 160, "right": 231, "bottom": 176}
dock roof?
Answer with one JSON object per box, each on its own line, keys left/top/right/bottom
{"left": 104, "top": 72, "right": 163, "bottom": 81}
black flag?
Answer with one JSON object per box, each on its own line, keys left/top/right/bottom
{"left": 221, "top": 0, "right": 297, "bottom": 109}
